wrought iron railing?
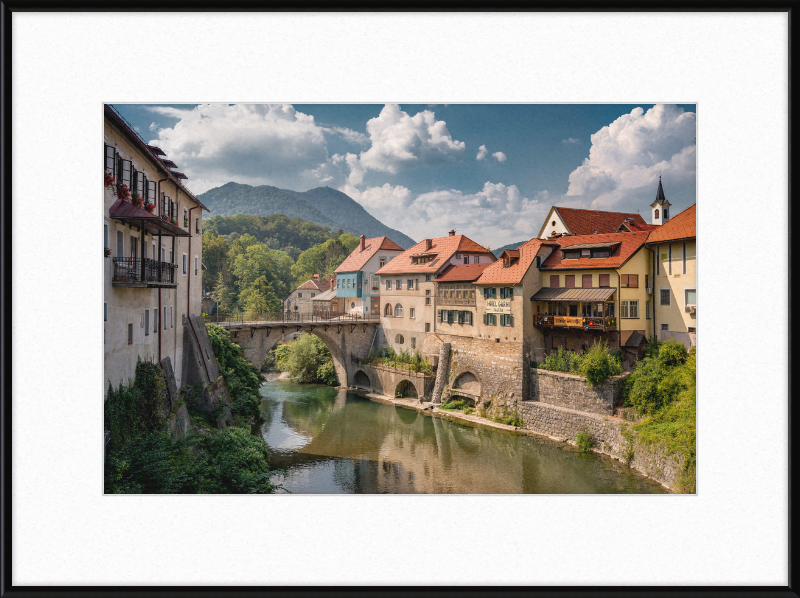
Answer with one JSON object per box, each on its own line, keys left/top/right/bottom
{"left": 112, "top": 257, "right": 177, "bottom": 284}
{"left": 437, "top": 296, "right": 476, "bottom": 306}
{"left": 205, "top": 312, "right": 382, "bottom": 325}
{"left": 535, "top": 314, "right": 616, "bottom": 330}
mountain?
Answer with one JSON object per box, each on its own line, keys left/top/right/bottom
{"left": 493, "top": 240, "right": 530, "bottom": 258}
{"left": 197, "top": 182, "right": 416, "bottom": 249}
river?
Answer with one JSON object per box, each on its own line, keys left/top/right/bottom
{"left": 258, "top": 379, "right": 666, "bottom": 494}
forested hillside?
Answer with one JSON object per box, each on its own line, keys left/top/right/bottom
{"left": 197, "top": 182, "right": 415, "bottom": 248}
{"left": 493, "top": 240, "right": 529, "bottom": 257}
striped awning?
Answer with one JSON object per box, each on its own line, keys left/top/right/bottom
{"left": 530, "top": 287, "right": 616, "bottom": 302}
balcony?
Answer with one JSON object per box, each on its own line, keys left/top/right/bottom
{"left": 535, "top": 314, "right": 616, "bottom": 330}
{"left": 112, "top": 257, "right": 178, "bottom": 287}
{"left": 438, "top": 296, "right": 476, "bottom": 307}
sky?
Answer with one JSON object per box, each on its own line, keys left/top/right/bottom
{"left": 113, "top": 103, "right": 696, "bottom": 249}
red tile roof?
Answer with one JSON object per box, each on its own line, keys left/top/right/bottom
{"left": 376, "top": 234, "right": 494, "bottom": 275}
{"left": 435, "top": 263, "right": 492, "bottom": 282}
{"left": 646, "top": 204, "right": 696, "bottom": 243}
{"left": 475, "top": 238, "right": 558, "bottom": 285}
{"left": 297, "top": 279, "right": 325, "bottom": 291}
{"left": 540, "top": 231, "right": 649, "bottom": 270}
{"left": 619, "top": 221, "right": 659, "bottom": 232}
{"left": 543, "top": 206, "right": 648, "bottom": 237}
{"left": 334, "top": 236, "right": 405, "bottom": 273}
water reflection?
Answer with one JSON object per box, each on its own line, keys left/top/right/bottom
{"left": 259, "top": 380, "right": 666, "bottom": 494}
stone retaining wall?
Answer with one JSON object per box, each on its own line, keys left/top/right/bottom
{"left": 353, "top": 363, "right": 436, "bottom": 400}
{"left": 518, "top": 401, "right": 685, "bottom": 491}
{"left": 529, "top": 368, "right": 629, "bottom": 415}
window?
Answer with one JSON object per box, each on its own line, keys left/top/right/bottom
{"left": 104, "top": 302, "right": 107, "bottom": 322}
{"left": 660, "top": 289, "right": 671, "bottom": 306}
{"left": 664, "top": 208, "right": 669, "bottom": 219}
{"left": 105, "top": 144, "right": 116, "bottom": 174}
{"left": 385, "top": 303, "right": 392, "bottom": 316}
{"left": 394, "top": 304, "right": 403, "bottom": 317}
{"left": 182, "top": 254, "right": 187, "bottom": 275}
{"left": 130, "top": 236, "right": 138, "bottom": 259}
{"left": 425, "top": 274, "right": 432, "bottom": 282}
{"left": 620, "top": 300, "right": 639, "bottom": 318}
{"left": 565, "top": 275, "right": 575, "bottom": 288}
{"left": 500, "top": 287, "right": 514, "bottom": 299}
{"left": 196, "top": 217, "right": 200, "bottom": 234}
{"left": 425, "top": 323, "right": 430, "bottom": 332}
{"left": 311, "top": 293, "right": 316, "bottom": 298}
{"left": 581, "top": 274, "right": 592, "bottom": 288}
{"left": 682, "top": 242, "right": 687, "bottom": 274}
{"left": 535, "top": 256, "right": 541, "bottom": 268}
{"left": 425, "top": 297, "right": 431, "bottom": 305}
{"left": 169, "top": 249, "right": 173, "bottom": 263}
{"left": 164, "top": 307, "right": 168, "bottom": 330}
{"left": 154, "top": 308, "right": 158, "bottom": 332}
{"left": 581, "top": 249, "right": 590, "bottom": 258}
{"left": 395, "top": 334, "right": 404, "bottom": 344}
{"left": 379, "top": 258, "right": 386, "bottom": 268}
{"left": 152, "top": 242, "right": 156, "bottom": 260}
{"left": 668, "top": 244, "right": 672, "bottom": 275}
{"left": 685, "top": 288, "right": 697, "bottom": 306}
{"left": 628, "top": 274, "right": 638, "bottom": 288}
{"left": 483, "top": 313, "right": 497, "bottom": 326}
{"left": 465, "top": 311, "right": 473, "bottom": 325}
{"left": 464, "top": 256, "right": 470, "bottom": 264}
{"left": 298, "top": 293, "right": 303, "bottom": 298}
{"left": 117, "top": 157, "right": 132, "bottom": 189}
{"left": 552, "top": 220, "right": 556, "bottom": 226}
{"left": 347, "top": 279, "right": 351, "bottom": 289}
{"left": 591, "top": 250, "right": 609, "bottom": 259}
{"left": 563, "top": 251, "right": 579, "bottom": 260}
{"left": 646, "top": 301, "right": 650, "bottom": 319}
{"left": 550, "top": 275, "right": 559, "bottom": 288}
{"left": 337, "top": 280, "right": 340, "bottom": 289}
{"left": 395, "top": 280, "right": 401, "bottom": 290}
{"left": 425, "top": 289, "right": 431, "bottom": 296}
{"left": 500, "top": 314, "right": 514, "bottom": 327}
{"left": 104, "top": 224, "right": 108, "bottom": 249}
{"left": 688, "top": 327, "right": 696, "bottom": 333}
{"left": 411, "top": 338, "right": 416, "bottom": 349}
{"left": 127, "top": 323, "right": 133, "bottom": 344}
{"left": 385, "top": 279, "right": 391, "bottom": 290}
{"left": 605, "top": 303, "right": 615, "bottom": 317}
{"left": 409, "top": 308, "right": 416, "bottom": 319}
{"left": 447, "top": 310, "right": 455, "bottom": 324}
{"left": 457, "top": 311, "right": 464, "bottom": 324}
{"left": 170, "top": 306, "right": 173, "bottom": 328}
{"left": 407, "top": 279, "right": 414, "bottom": 290}
{"left": 144, "top": 310, "right": 150, "bottom": 336}
{"left": 645, "top": 274, "right": 649, "bottom": 289}
{"left": 195, "top": 256, "right": 198, "bottom": 275}
{"left": 661, "top": 323, "right": 669, "bottom": 331}
{"left": 483, "top": 287, "right": 497, "bottom": 299}
{"left": 655, "top": 209, "right": 660, "bottom": 220}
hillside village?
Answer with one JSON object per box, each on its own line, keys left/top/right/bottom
{"left": 104, "top": 103, "right": 696, "bottom": 493}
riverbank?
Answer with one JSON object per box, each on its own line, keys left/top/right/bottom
{"left": 352, "top": 388, "right": 676, "bottom": 492}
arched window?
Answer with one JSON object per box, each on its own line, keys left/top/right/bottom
{"left": 551, "top": 220, "right": 556, "bottom": 226}
{"left": 394, "top": 304, "right": 403, "bottom": 318}
{"left": 655, "top": 209, "right": 660, "bottom": 220}
{"left": 664, "top": 208, "right": 668, "bottom": 219}
{"left": 384, "top": 303, "right": 392, "bottom": 316}
{"left": 395, "top": 334, "right": 404, "bottom": 344}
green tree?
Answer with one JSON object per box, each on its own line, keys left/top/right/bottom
{"left": 202, "top": 233, "right": 232, "bottom": 288}
{"left": 283, "top": 334, "right": 338, "bottom": 385}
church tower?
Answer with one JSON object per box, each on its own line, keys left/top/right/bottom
{"left": 650, "top": 176, "right": 671, "bottom": 225}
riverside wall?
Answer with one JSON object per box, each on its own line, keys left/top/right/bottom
{"left": 529, "top": 368, "right": 629, "bottom": 415}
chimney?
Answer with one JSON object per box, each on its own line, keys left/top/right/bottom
{"left": 594, "top": 230, "right": 598, "bottom": 234}
{"left": 425, "top": 239, "right": 432, "bottom": 250}
{"left": 313, "top": 274, "right": 319, "bottom": 279}
{"left": 359, "top": 234, "right": 366, "bottom": 251}
{"left": 449, "top": 230, "right": 455, "bottom": 236}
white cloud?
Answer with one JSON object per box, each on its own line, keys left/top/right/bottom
{"left": 148, "top": 122, "right": 158, "bottom": 132}
{"left": 343, "top": 181, "right": 545, "bottom": 247}
{"left": 353, "top": 104, "right": 466, "bottom": 177}
{"left": 476, "top": 145, "right": 488, "bottom": 160}
{"left": 322, "top": 126, "right": 369, "bottom": 146}
{"left": 492, "top": 151, "right": 507, "bottom": 162}
{"left": 562, "top": 137, "right": 580, "bottom": 144}
{"left": 557, "top": 104, "right": 696, "bottom": 211}
{"left": 147, "top": 103, "right": 339, "bottom": 194}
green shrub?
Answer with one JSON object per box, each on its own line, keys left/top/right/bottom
{"left": 659, "top": 339, "right": 688, "bottom": 367}
{"left": 575, "top": 429, "right": 593, "bottom": 453}
{"left": 207, "top": 323, "right": 265, "bottom": 421}
{"left": 316, "top": 361, "right": 338, "bottom": 386}
{"left": 105, "top": 359, "right": 167, "bottom": 453}
{"left": 542, "top": 347, "right": 569, "bottom": 372}
{"left": 644, "top": 335, "right": 661, "bottom": 359}
{"left": 282, "top": 333, "right": 338, "bottom": 385}
{"left": 579, "top": 342, "right": 622, "bottom": 386}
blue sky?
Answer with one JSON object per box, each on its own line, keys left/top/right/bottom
{"left": 113, "top": 103, "right": 696, "bottom": 248}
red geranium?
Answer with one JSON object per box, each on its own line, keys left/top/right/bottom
{"left": 116, "top": 183, "right": 131, "bottom": 201}
{"left": 104, "top": 171, "right": 116, "bottom": 187}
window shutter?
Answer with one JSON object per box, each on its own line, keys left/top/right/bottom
{"left": 492, "top": 287, "right": 497, "bottom": 299}
{"left": 483, "top": 288, "right": 488, "bottom": 299}
{"left": 565, "top": 276, "right": 575, "bottom": 289}
{"left": 599, "top": 274, "right": 610, "bottom": 287}
{"left": 582, "top": 274, "right": 592, "bottom": 288}
{"left": 629, "top": 274, "right": 638, "bottom": 288}
{"left": 621, "top": 274, "right": 628, "bottom": 287}
{"left": 508, "top": 315, "right": 514, "bottom": 327}
{"left": 509, "top": 287, "right": 514, "bottom": 300}
{"left": 439, "top": 310, "right": 443, "bottom": 322}
{"left": 105, "top": 144, "right": 116, "bottom": 173}
{"left": 483, "top": 313, "right": 487, "bottom": 325}
{"left": 148, "top": 181, "right": 156, "bottom": 202}
{"left": 550, "top": 275, "right": 559, "bottom": 288}
{"left": 467, "top": 312, "right": 473, "bottom": 325}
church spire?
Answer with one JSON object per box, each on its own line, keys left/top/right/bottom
{"left": 655, "top": 175, "right": 666, "bottom": 203}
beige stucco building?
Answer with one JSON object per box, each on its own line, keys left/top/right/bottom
{"left": 646, "top": 203, "right": 696, "bottom": 347}
{"left": 103, "top": 104, "right": 208, "bottom": 392}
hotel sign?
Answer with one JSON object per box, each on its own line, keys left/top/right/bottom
{"left": 486, "top": 299, "right": 511, "bottom": 314}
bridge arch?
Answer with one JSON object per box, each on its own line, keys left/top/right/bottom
{"left": 394, "top": 379, "right": 419, "bottom": 399}
{"left": 353, "top": 369, "right": 372, "bottom": 390}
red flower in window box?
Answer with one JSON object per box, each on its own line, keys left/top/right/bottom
{"left": 131, "top": 190, "right": 144, "bottom": 209}
{"left": 144, "top": 201, "right": 155, "bottom": 213}
{"left": 104, "top": 246, "right": 111, "bottom": 258}
{"left": 116, "top": 183, "right": 131, "bottom": 201}
{"left": 104, "top": 171, "right": 116, "bottom": 187}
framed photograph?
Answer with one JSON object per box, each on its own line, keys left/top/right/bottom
{"left": 3, "top": 4, "right": 792, "bottom": 593}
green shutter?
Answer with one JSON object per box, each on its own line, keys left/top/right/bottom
{"left": 492, "top": 287, "right": 497, "bottom": 299}
{"left": 508, "top": 287, "right": 514, "bottom": 300}
{"left": 483, "top": 287, "right": 488, "bottom": 299}
{"left": 509, "top": 315, "right": 514, "bottom": 326}
{"left": 483, "top": 313, "right": 487, "bottom": 325}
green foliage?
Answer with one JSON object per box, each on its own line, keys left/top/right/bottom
{"left": 440, "top": 399, "right": 468, "bottom": 411}
{"left": 282, "top": 334, "right": 338, "bottom": 386}
{"left": 659, "top": 339, "right": 689, "bottom": 367}
{"left": 625, "top": 345, "right": 696, "bottom": 493}
{"left": 105, "top": 428, "right": 280, "bottom": 494}
{"left": 575, "top": 429, "right": 593, "bottom": 453}
{"left": 290, "top": 234, "right": 359, "bottom": 287}
{"left": 104, "top": 359, "right": 167, "bottom": 453}
{"left": 491, "top": 413, "right": 523, "bottom": 427}
{"left": 579, "top": 342, "right": 622, "bottom": 386}
{"left": 206, "top": 323, "right": 265, "bottom": 421}
{"left": 365, "top": 348, "right": 432, "bottom": 374}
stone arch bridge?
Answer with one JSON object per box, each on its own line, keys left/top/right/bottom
{"left": 213, "top": 318, "right": 379, "bottom": 389}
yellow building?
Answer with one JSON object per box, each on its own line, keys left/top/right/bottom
{"left": 531, "top": 231, "right": 654, "bottom": 365}
{"left": 645, "top": 204, "right": 696, "bottom": 347}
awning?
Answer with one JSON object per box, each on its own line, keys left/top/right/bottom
{"left": 108, "top": 199, "right": 191, "bottom": 237}
{"left": 530, "top": 287, "right": 616, "bottom": 302}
